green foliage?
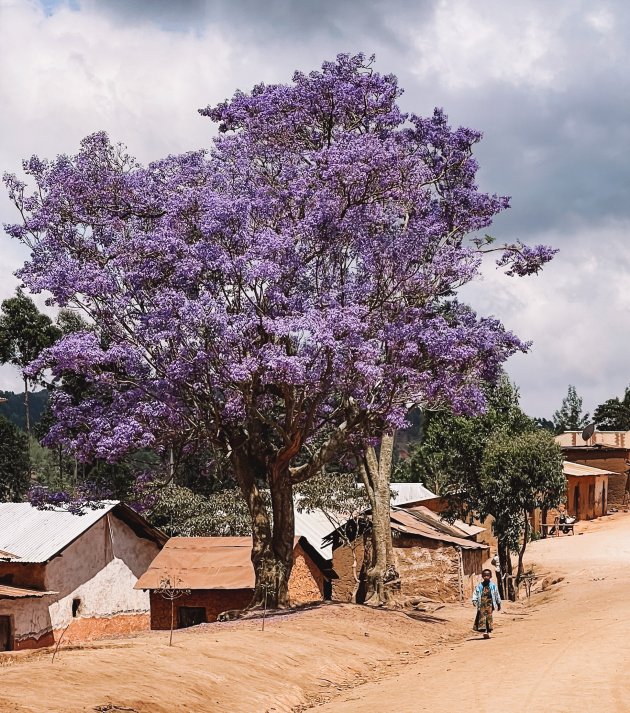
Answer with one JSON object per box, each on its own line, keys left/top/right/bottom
{"left": 296, "top": 471, "right": 369, "bottom": 524}
{"left": 0, "top": 415, "right": 29, "bottom": 501}
{"left": 396, "top": 375, "right": 534, "bottom": 495}
{"left": 594, "top": 386, "right": 630, "bottom": 431}
{"left": 0, "top": 389, "right": 49, "bottom": 431}
{"left": 148, "top": 485, "right": 254, "bottom": 537}
{"left": 0, "top": 289, "right": 60, "bottom": 375}
{"left": 533, "top": 417, "right": 554, "bottom": 433}
{"left": 480, "top": 430, "right": 566, "bottom": 550}
{"left": 552, "top": 385, "right": 590, "bottom": 434}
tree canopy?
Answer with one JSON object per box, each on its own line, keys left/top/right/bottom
{"left": 4, "top": 53, "right": 555, "bottom": 605}
{"left": 594, "top": 386, "right": 630, "bottom": 431}
{"left": 552, "top": 385, "right": 590, "bottom": 434}
{"left": 0, "top": 415, "right": 30, "bottom": 502}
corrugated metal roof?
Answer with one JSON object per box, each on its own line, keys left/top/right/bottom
{"left": 0, "top": 501, "right": 119, "bottom": 563}
{"left": 389, "top": 510, "right": 488, "bottom": 551}
{"left": 0, "top": 584, "right": 58, "bottom": 599}
{"left": 389, "top": 482, "right": 438, "bottom": 506}
{"left": 401, "top": 505, "right": 485, "bottom": 539}
{"left": 294, "top": 508, "right": 336, "bottom": 560}
{"left": 563, "top": 460, "right": 614, "bottom": 477}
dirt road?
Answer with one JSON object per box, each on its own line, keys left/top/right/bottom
{"left": 312, "top": 512, "right": 630, "bottom": 713}
{"left": 2, "top": 513, "right": 630, "bottom": 712}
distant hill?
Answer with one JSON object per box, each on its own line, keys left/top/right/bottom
{"left": 0, "top": 390, "right": 49, "bottom": 431}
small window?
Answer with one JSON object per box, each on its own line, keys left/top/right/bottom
{"left": 72, "top": 598, "right": 81, "bottom": 618}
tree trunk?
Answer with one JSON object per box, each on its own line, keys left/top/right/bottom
{"left": 516, "top": 508, "right": 530, "bottom": 584}
{"left": 231, "top": 451, "right": 293, "bottom": 610}
{"left": 497, "top": 538, "right": 515, "bottom": 601}
{"left": 359, "top": 433, "right": 400, "bottom": 606}
{"left": 23, "top": 376, "right": 30, "bottom": 472}
{"left": 268, "top": 465, "right": 295, "bottom": 608}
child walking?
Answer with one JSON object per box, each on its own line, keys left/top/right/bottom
{"left": 472, "top": 568, "right": 501, "bottom": 639}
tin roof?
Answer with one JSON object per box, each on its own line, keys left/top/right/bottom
{"left": 401, "top": 505, "right": 485, "bottom": 539}
{"left": 389, "top": 510, "right": 488, "bottom": 551}
{"left": 0, "top": 584, "right": 58, "bottom": 599}
{"left": 389, "top": 482, "right": 438, "bottom": 506}
{"left": 563, "top": 460, "right": 614, "bottom": 477}
{"left": 294, "top": 507, "right": 337, "bottom": 560}
{"left": 0, "top": 501, "right": 166, "bottom": 563}
{"left": 135, "top": 535, "right": 332, "bottom": 591}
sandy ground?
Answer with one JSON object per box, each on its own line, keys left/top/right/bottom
{"left": 1, "top": 512, "right": 630, "bottom": 712}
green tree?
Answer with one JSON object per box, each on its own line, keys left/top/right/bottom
{"left": 400, "top": 377, "right": 565, "bottom": 599}
{"left": 396, "top": 376, "right": 533, "bottom": 495}
{"left": 480, "top": 430, "right": 565, "bottom": 591}
{"left": 0, "top": 289, "right": 60, "bottom": 443}
{"left": 552, "top": 385, "right": 590, "bottom": 434}
{"left": 0, "top": 415, "right": 30, "bottom": 501}
{"left": 594, "top": 386, "right": 630, "bottom": 431}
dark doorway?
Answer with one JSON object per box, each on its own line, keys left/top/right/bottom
{"left": 574, "top": 485, "right": 580, "bottom": 519}
{"left": 603, "top": 483, "right": 607, "bottom": 515}
{"left": 0, "top": 616, "right": 12, "bottom": 652}
{"left": 177, "top": 606, "right": 206, "bottom": 628}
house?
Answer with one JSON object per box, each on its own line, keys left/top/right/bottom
{"left": 555, "top": 430, "right": 630, "bottom": 505}
{"left": 330, "top": 507, "right": 488, "bottom": 604}
{"left": 552, "top": 461, "right": 611, "bottom": 522}
{"left": 0, "top": 502, "right": 166, "bottom": 651}
{"left": 135, "top": 536, "right": 336, "bottom": 630}
{"left": 293, "top": 483, "right": 442, "bottom": 568}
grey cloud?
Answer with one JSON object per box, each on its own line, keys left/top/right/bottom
{"left": 78, "top": 0, "right": 435, "bottom": 45}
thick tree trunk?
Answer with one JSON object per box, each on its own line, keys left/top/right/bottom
{"left": 268, "top": 466, "right": 295, "bottom": 608}
{"left": 231, "top": 451, "right": 294, "bottom": 609}
{"left": 359, "top": 433, "right": 400, "bottom": 606}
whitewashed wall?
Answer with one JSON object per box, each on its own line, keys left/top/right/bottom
{"left": 0, "top": 513, "right": 160, "bottom": 644}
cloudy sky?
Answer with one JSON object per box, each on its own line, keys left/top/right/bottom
{"left": 1, "top": 0, "right": 629, "bottom": 420}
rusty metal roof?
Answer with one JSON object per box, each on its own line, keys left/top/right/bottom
{"left": 0, "top": 501, "right": 166, "bottom": 563}
{"left": 389, "top": 510, "right": 488, "bottom": 551}
{"left": 0, "top": 584, "right": 58, "bottom": 598}
{"left": 401, "top": 505, "right": 485, "bottom": 539}
{"left": 135, "top": 535, "right": 331, "bottom": 591}
{"left": 563, "top": 460, "right": 614, "bottom": 477}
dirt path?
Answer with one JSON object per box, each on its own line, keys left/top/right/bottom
{"left": 2, "top": 512, "right": 629, "bottom": 712}
{"left": 310, "top": 511, "right": 630, "bottom": 713}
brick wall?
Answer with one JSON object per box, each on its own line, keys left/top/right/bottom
{"left": 150, "top": 589, "right": 253, "bottom": 630}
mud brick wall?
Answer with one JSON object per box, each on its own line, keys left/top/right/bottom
{"left": 331, "top": 541, "right": 366, "bottom": 603}
{"left": 288, "top": 544, "right": 325, "bottom": 604}
{"left": 332, "top": 537, "right": 475, "bottom": 604}
{"left": 0, "top": 562, "right": 46, "bottom": 589}
{"left": 394, "top": 538, "right": 462, "bottom": 603}
{"left": 563, "top": 450, "right": 628, "bottom": 506}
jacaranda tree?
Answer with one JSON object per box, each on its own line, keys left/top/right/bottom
{"left": 3, "top": 53, "right": 555, "bottom": 606}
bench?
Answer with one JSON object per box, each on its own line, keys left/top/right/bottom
{"left": 540, "top": 521, "right": 574, "bottom": 537}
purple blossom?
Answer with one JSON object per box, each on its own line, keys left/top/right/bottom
{"left": 4, "top": 52, "right": 555, "bottom": 483}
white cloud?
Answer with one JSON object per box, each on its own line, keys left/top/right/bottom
{"left": 404, "top": 0, "right": 568, "bottom": 90}
{"left": 461, "top": 219, "right": 630, "bottom": 417}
